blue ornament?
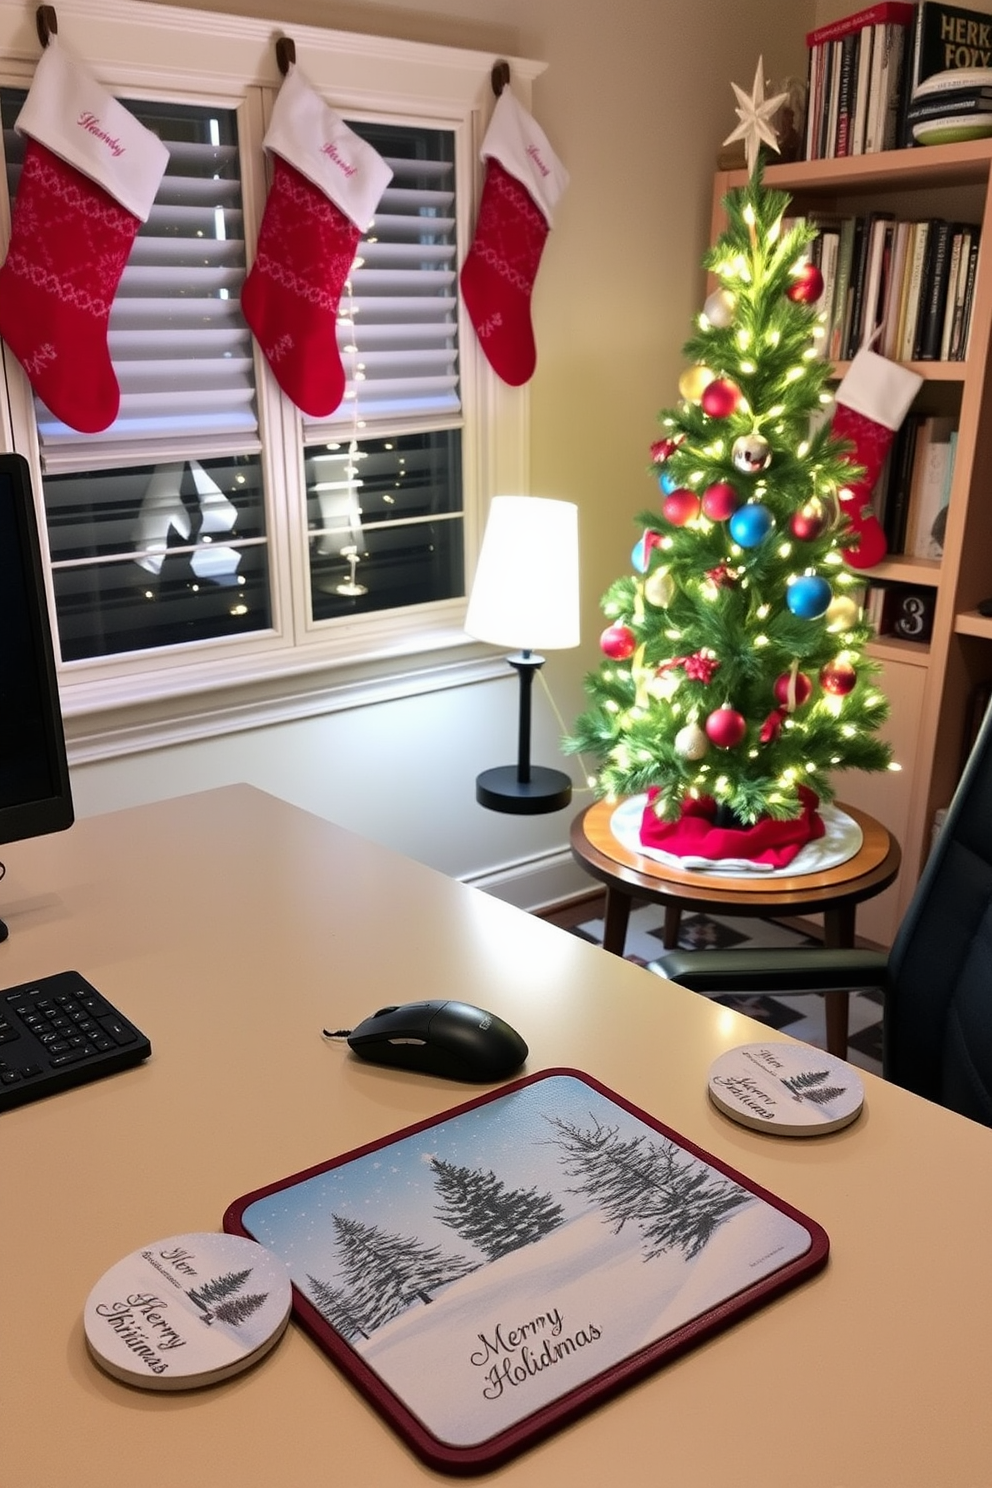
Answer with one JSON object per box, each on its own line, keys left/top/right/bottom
{"left": 787, "top": 574, "right": 832, "bottom": 619}
{"left": 728, "top": 503, "right": 773, "bottom": 548}
{"left": 658, "top": 472, "right": 678, "bottom": 495}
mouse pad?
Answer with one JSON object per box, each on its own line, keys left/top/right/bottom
{"left": 224, "top": 1069, "right": 828, "bottom": 1474}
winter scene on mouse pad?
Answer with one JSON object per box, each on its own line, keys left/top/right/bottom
{"left": 232, "top": 1071, "right": 826, "bottom": 1466}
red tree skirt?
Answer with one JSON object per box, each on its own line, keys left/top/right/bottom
{"left": 640, "top": 785, "right": 825, "bottom": 868}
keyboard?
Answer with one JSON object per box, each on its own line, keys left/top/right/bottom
{"left": 0, "top": 970, "right": 151, "bottom": 1112}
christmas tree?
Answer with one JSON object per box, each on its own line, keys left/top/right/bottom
{"left": 431, "top": 1156, "right": 565, "bottom": 1260}
{"left": 567, "top": 67, "right": 893, "bottom": 850}
{"left": 330, "top": 1213, "right": 476, "bottom": 1332}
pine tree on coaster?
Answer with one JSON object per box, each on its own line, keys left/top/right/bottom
{"left": 566, "top": 63, "right": 893, "bottom": 867}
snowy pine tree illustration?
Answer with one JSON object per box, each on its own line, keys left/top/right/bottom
{"left": 306, "top": 1273, "right": 372, "bottom": 1341}
{"left": 331, "top": 1213, "right": 476, "bottom": 1333}
{"left": 430, "top": 1155, "right": 565, "bottom": 1261}
{"left": 209, "top": 1292, "right": 268, "bottom": 1327}
{"left": 187, "top": 1267, "right": 253, "bottom": 1315}
{"left": 546, "top": 1114, "right": 750, "bottom": 1260}
{"left": 781, "top": 1068, "right": 849, "bottom": 1104}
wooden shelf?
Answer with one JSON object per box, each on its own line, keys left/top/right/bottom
{"left": 711, "top": 141, "right": 992, "bottom": 940}
{"left": 955, "top": 610, "right": 992, "bottom": 640}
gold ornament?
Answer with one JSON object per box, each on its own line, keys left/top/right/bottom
{"left": 644, "top": 568, "right": 675, "bottom": 608}
{"left": 826, "top": 594, "right": 860, "bottom": 631}
{"left": 678, "top": 365, "right": 716, "bottom": 403}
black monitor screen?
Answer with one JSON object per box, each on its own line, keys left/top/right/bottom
{"left": 0, "top": 453, "right": 73, "bottom": 855}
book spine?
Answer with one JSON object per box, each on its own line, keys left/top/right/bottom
{"left": 835, "top": 31, "right": 860, "bottom": 155}
{"left": 843, "top": 215, "right": 870, "bottom": 358}
{"left": 825, "top": 40, "right": 844, "bottom": 158}
{"left": 883, "top": 412, "right": 921, "bottom": 552}
{"left": 864, "top": 22, "right": 888, "bottom": 151}
{"left": 817, "top": 229, "right": 841, "bottom": 357}
{"left": 916, "top": 219, "right": 954, "bottom": 360}
{"left": 881, "top": 219, "right": 912, "bottom": 359}
{"left": 830, "top": 216, "right": 858, "bottom": 361}
{"left": 900, "top": 220, "right": 930, "bottom": 359}
{"left": 957, "top": 228, "right": 980, "bottom": 359}
{"left": 805, "top": 1, "right": 914, "bottom": 47}
{"left": 939, "top": 230, "right": 964, "bottom": 359}
{"left": 878, "top": 22, "right": 910, "bottom": 149}
{"left": 898, "top": 0, "right": 928, "bottom": 147}
{"left": 851, "top": 24, "right": 875, "bottom": 153}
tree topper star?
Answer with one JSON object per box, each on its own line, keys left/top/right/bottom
{"left": 723, "top": 56, "right": 788, "bottom": 176}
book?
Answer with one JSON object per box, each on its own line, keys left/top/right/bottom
{"left": 825, "top": 39, "right": 844, "bottom": 156}
{"left": 900, "top": 1, "right": 992, "bottom": 144}
{"left": 848, "top": 211, "right": 894, "bottom": 351}
{"left": 860, "top": 214, "right": 896, "bottom": 346}
{"left": 805, "top": 1, "right": 914, "bottom": 47}
{"left": 899, "top": 219, "right": 931, "bottom": 359}
{"left": 851, "top": 23, "right": 876, "bottom": 152}
{"left": 830, "top": 215, "right": 859, "bottom": 360}
{"left": 882, "top": 411, "right": 923, "bottom": 551}
{"left": 939, "top": 229, "right": 966, "bottom": 358}
{"left": 956, "top": 227, "right": 981, "bottom": 357}
{"left": 836, "top": 30, "right": 862, "bottom": 153}
{"left": 915, "top": 218, "right": 956, "bottom": 359}
{"left": 868, "top": 19, "right": 912, "bottom": 148}
{"left": 818, "top": 226, "right": 842, "bottom": 356}
{"left": 907, "top": 415, "right": 957, "bottom": 556}
{"left": 880, "top": 218, "right": 913, "bottom": 358}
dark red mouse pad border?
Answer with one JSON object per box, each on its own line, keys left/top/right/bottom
{"left": 224, "top": 1069, "right": 828, "bottom": 1475}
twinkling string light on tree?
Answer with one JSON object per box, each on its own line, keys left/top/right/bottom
{"left": 564, "top": 60, "right": 897, "bottom": 860}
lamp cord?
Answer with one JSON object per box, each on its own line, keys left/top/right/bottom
{"left": 534, "top": 667, "right": 594, "bottom": 796}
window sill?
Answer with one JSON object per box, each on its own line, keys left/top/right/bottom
{"left": 63, "top": 626, "right": 508, "bottom": 763}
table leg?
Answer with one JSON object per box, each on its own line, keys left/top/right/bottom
{"left": 663, "top": 903, "right": 682, "bottom": 949}
{"left": 823, "top": 903, "right": 856, "bottom": 1060}
{"left": 602, "top": 887, "right": 632, "bottom": 956}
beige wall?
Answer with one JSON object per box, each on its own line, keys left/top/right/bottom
{"left": 76, "top": 0, "right": 813, "bottom": 894}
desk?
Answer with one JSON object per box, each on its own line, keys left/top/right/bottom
{"left": 571, "top": 798, "right": 901, "bottom": 1059}
{"left": 3, "top": 785, "right": 989, "bottom": 1488}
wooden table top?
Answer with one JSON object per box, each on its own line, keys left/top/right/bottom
{"left": 3, "top": 785, "right": 986, "bottom": 1488}
{"left": 571, "top": 797, "right": 902, "bottom": 912}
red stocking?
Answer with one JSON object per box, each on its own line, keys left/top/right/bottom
{"left": 0, "top": 36, "right": 167, "bottom": 433}
{"left": 241, "top": 64, "right": 392, "bottom": 418}
{"left": 830, "top": 350, "right": 923, "bottom": 569}
{"left": 460, "top": 89, "right": 568, "bottom": 387}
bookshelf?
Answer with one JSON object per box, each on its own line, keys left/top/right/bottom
{"left": 713, "top": 137, "right": 992, "bottom": 943}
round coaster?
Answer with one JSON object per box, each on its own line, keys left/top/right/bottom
{"left": 85, "top": 1231, "right": 292, "bottom": 1390}
{"left": 708, "top": 1043, "right": 864, "bottom": 1136}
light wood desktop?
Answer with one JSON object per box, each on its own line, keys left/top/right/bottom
{"left": 3, "top": 785, "right": 990, "bottom": 1488}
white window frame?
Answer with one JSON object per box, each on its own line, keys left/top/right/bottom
{"left": 0, "top": 0, "right": 542, "bottom": 762}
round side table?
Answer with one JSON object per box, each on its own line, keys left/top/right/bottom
{"left": 570, "top": 799, "right": 901, "bottom": 1059}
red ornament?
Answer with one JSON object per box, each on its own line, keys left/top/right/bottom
{"left": 662, "top": 488, "right": 701, "bottom": 526}
{"left": 790, "top": 501, "right": 828, "bottom": 541}
{"left": 773, "top": 670, "right": 813, "bottom": 709}
{"left": 760, "top": 707, "right": 787, "bottom": 744}
{"left": 700, "top": 377, "right": 742, "bottom": 419}
{"left": 701, "top": 481, "right": 740, "bottom": 521}
{"left": 820, "top": 658, "right": 858, "bottom": 696}
{"left": 705, "top": 562, "right": 737, "bottom": 588}
{"left": 600, "top": 622, "right": 636, "bottom": 660}
{"left": 705, "top": 704, "right": 747, "bottom": 750}
{"left": 786, "top": 262, "right": 825, "bottom": 304}
{"left": 650, "top": 435, "right": 682, "bottom": 465}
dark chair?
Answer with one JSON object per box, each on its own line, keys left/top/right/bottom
{"left": 654, "top": 700, "right": 992, "bottom": 1126}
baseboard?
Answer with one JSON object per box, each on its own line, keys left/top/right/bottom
{"left": 463, "top": 847, "right": 593, "bottom": 913}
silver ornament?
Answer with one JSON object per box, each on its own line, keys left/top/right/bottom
{"left": 644, "top": 567, "right": 674, "bottom": 608}
{"left": 703, "top": 288, "right": 735, "bottom": 328}
{"left": 732, "top": 432, "right": 772, "bottom": 474}
{"left": 674, "top": 722, "right": 709, "bottom": 760}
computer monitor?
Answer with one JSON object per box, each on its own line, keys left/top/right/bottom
{"left": 0, "top": 452, "right": 74, "bottom": 940}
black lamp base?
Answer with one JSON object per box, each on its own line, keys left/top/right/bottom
{"left": 475, "top": 764, "right": 573, "bottom": 816}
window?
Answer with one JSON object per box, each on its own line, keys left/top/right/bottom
{"left": 0, "top": 1, "right": 540, "bottom": 756}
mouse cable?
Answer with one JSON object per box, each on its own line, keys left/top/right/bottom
{"left": 321, "top": 1027, "right": 352, "bottom": 1041}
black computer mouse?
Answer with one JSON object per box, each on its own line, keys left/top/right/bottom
{"left": 346, "top": 1000, "right": 528, "bottom": 1082}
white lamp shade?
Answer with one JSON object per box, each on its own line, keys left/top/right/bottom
{"left": 464, "top": 496, "right": 580, "bottom": 651}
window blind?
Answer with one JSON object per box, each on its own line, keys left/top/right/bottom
{"left": 305, "top": 130, "right": 460, "bottom": 436}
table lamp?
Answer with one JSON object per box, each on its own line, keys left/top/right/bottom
{"left": 465, "top": 495, "right": 580, "bottom": 814}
